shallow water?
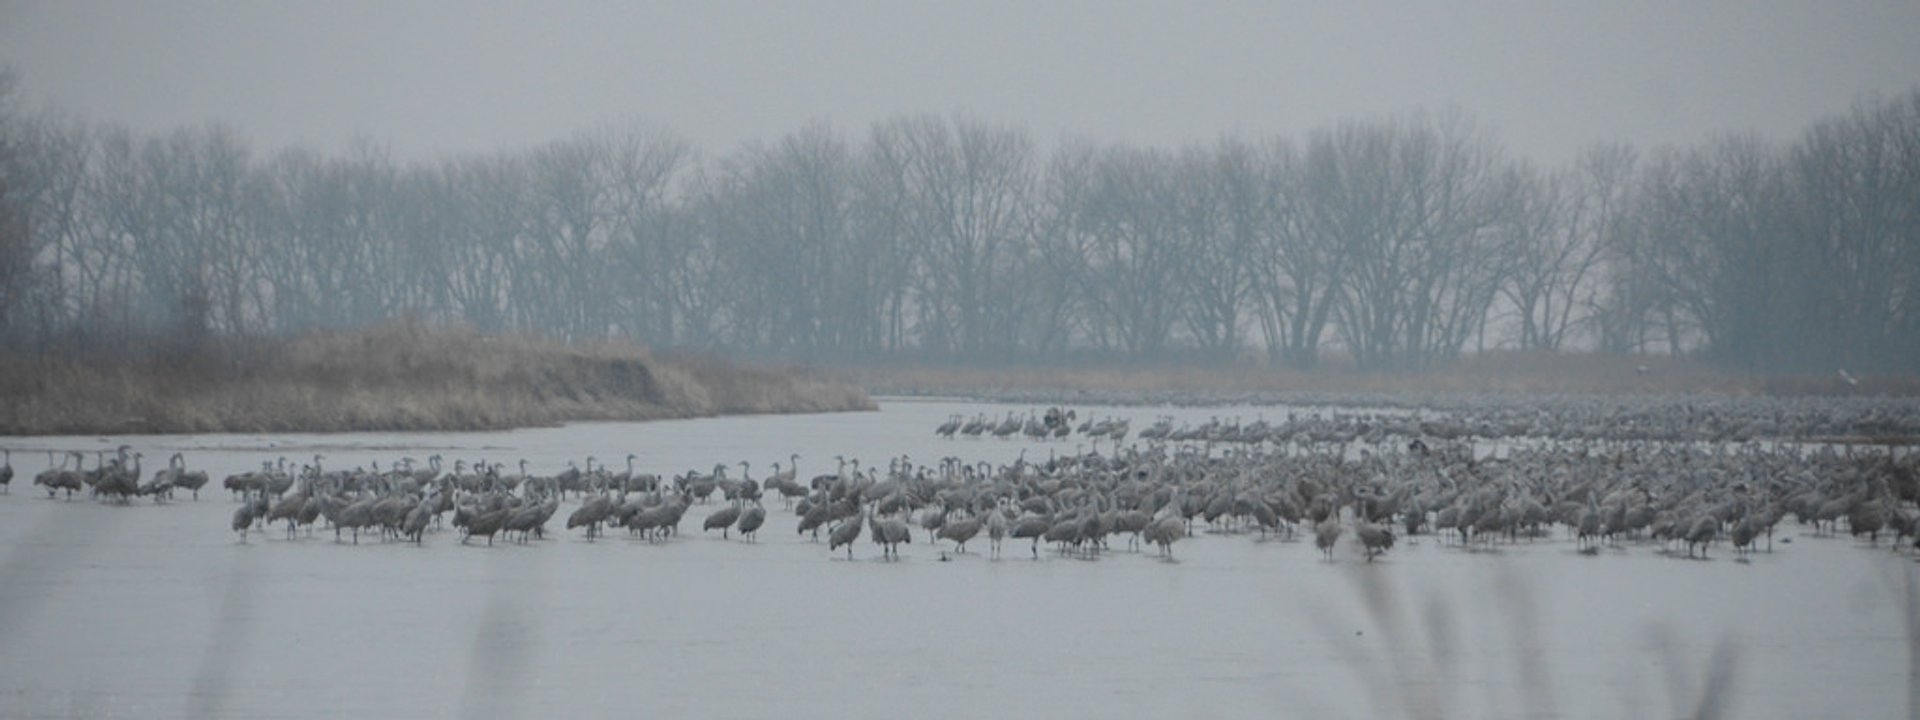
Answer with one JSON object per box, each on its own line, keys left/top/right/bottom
{"left": 1, "top": 398, "right": 1913, "bottom": 719}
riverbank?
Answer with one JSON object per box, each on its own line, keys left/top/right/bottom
{"left": 0, "top": 325, "right": 874, "bottom": 435}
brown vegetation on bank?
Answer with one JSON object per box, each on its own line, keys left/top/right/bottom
{"left": 844, "top": 350, "right": 1920, "bottom": 402}
{"left": 0, "top": 324, "right": 874, "bottom": 435}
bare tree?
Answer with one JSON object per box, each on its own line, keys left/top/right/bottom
{"left": 1316, "top": 112, "right": 1517, "bottom": 370}
{"left": 1044, "top": 141, "right": 1188, "bottom": 359}
{"left": 1173, "top": 143, "right": 1251, "bottom": 360}
{"left": 2, "top": 61, "right": 1912, "bottom": 374}
{"left": 1785, "top": 91, "right": 1920, "bottom": 372}
{"left": 1497, "top": 145, "right": 1624, "bottom": 352}
{"left": 870, "top": 115, "right": 1035, "bottom": 358}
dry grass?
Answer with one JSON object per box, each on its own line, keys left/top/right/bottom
{"left": 843, "top": 350, "right": 1920, "bottom": 401}
{"left": 0, "top": 323, "right": 873, "bottom": 435}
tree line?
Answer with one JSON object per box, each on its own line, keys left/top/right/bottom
{"left": 1, "top": 71, "right": 1915, "bottom": 373}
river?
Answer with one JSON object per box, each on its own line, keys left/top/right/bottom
{"left": 0, "top": 397, "right": 1911, "bottom": 719}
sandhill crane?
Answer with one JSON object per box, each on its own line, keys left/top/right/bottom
{"left": 1730, "top": 516, "right": 1759, "bottom": 554}
{"left": 797, "top": 499, "right": 836, "bottom": 540}
{"left": 92, "top": 449, "right": 140, "bottom": 503}
{"left": 960, "top": 415, "right": 987, "bottom": 437}
{"left": 232, "top": 499, "right": 256, "bottom": 541}
{"left": 371, "top": 494, "right": 414, "bottom": 539}
{"left": 704, "top": 502, "right": 742, "bottom": 539}
{"left": 686, "top": 468, "right": 719, "bottom": 503}
{"left": 1144, "top": 516, "right": 1185, "bottom": 557}
{"left": 1314, "top": 513, "right": 1343, "bottom": 560}
{"left": 1813, "top": 492, "right": 1850, "bottom": 536}
{"left": 829, "top": 512, "right": 864, "bottom": 559}
{"left": 986, "top": 508, "right": 1010, "bottom": 557}
{"left": 1355, "top": 520, "right": 1395, "bottom": 561}
{"left": 872, "top": 512, "right": 911, "bottom": 559}
{"left": 504, "top": 499, "right": 552, "bottom": 544}
{"left": 737, "top": 505, "right": 766, "bottom": 542}
{"left": 569, "top": 492, "right": 615, "bottom": 539}
{"left": 403, "top": 500, "right": 433, "bottom": 544}
{"left": 33, "top": 451, "right": 63, "bottom": 497}
{"left": 266, "top": 493, "right": 308, "bottom": 539}
{"left": 1043, "top": 512, "right": 1083, "bottom": 555}
{"left": 765, "top": 455, "right": 804, "bottom": 507}
{"left": 1684, "top": 516, "right": 1718, "bottom": 558}
{"left": 1849, "top": 497, "right": 1888, "bottom": 544}
{"left": 0, "top": 449, "right": 12, "bottom": 494}
{"left": 1110, "top": 509, "right": 1152, "bottom": 550}
{"left": 609, "top": 454, "right": 637, "bottom": 492}
{"left": 464, "top": 506, "right": 509, "bottom": 546}
{"left": 296, "top": 492, "right": 325, "bottom": 535}
{"left": 146, "top": 454, "right": 185, "bottom": 501}
{"left": 629, "top": 499, "right": 683, "bottom": 542}
{"left": 337, "top": 496, "right": 377, "bottom": 544}
{"left": 1576, "top": 497, "right": 1602, "bottom": 548}
{"left": 992, "top": 413, "right": 1021, "bottom": 438}
{"left": 1011, "top": 512, "right": 1051, "bottom": 558}
{"left": 919, "top": 506, "right": 947, "bottom": 538}
{"left": 937, "top": 513, "right": 983, "bottom": 553}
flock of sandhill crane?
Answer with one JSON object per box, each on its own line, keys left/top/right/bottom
{"left": 7, "top": 396, "right": 1918, "bottom": 565}
{"left": 934, "top": 407, "right": 1133, "bottom": 442}
{"left": 16, "top": 448, "right": 210, "bottom": 501}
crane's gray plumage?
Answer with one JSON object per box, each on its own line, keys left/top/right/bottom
{"left": 829, "top": 513, "right": 864, "bottom": 559}
{"left": 936, "top": 513, "right": 982, "bottom": 553}
{"left": 737, "top": 504, "right": 766, "bottom": 542}
{"left": 704, "top": 503, "right": 742, "bottom": 539}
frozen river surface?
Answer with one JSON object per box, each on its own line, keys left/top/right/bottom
{"left": 1, "top": 398, "right": 1915, "bottom": 719}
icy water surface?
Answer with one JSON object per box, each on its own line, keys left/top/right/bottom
{"left": 1, "top": 398, "right": 1913, "bottom": 719}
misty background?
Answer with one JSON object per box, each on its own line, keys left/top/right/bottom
{"left": 0, "top": 2, "right": 1917, "bottom": 373}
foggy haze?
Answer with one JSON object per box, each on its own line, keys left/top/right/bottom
{"left": 5, "top": 7, "right": 1920, "bottom": 719}
{"left": 5, "top": 1, "right": 1919, "bottom": 164}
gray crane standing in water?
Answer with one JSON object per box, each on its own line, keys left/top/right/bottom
{"left": 704, "top": 501, "right": 743, "bottom": 539}
{"left": 829, "top": 512, "right": 864, "bottom": 559}
{"left": 509, "top": 494, "right": 559, "bottom": 543}
{"left": 568, "top": 491, "right": 615, "bottom": 539}
{"left": 937, "top": 512, "right": 982, "bottom": 553}
{"left": 1315, "top": 512, "right": 1343, "bottom": 561}
{"left": 338, "top": 495, "right": 377, "bottom": 544}
{"left": 737, "top": 504, "right": 767, "bottom": 542}
{"left": 797, "top": 498, "right": 835, "bottom": 540}
{"left": 872, "top": 512, "right": 912, "bottom": 559}
{"left": 1355, "top": 519, "right": 1395, "bottom": 561}
{"left": 1143, "top": 516, "right": 1185, "bottom": 557}
{"left": 464, "top": 505, "right": 509, "bottom": 546}
{"left": 266, "top": 492, "right": 308, "bottom": 539}
{"left": 232, "top": 491, "right": 257, "bottom": 541}
{"left": 403, "top": 499, "right": 433, "bottom": 544}
{"left": 33, "top": 451, "right": 65, "bottom": 498}
{"left": 1011, "top": 512, "right": 1051, "bottom": 558}
{"left": 986, "top": 507, "right": 1009, "bottom": 557}
{"left": 1685, "top": 515, "right": 1718, "bottom": 558}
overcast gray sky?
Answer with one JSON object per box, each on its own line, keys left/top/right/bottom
{"left": 3, "top": 1, "right": 1918, "bottom": 164}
